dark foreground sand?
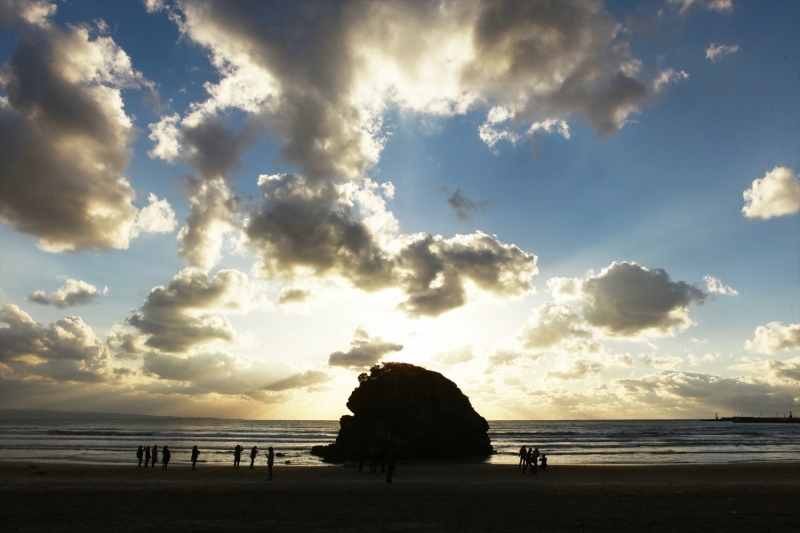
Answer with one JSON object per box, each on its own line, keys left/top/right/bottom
{"left": 1, "top": 461, "right": 798, "bottom": 532}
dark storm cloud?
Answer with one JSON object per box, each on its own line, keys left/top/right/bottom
{"left": 328, "top": 327, "right": 403, "bottom": 369}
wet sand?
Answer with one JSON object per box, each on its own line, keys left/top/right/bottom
{"left": 1, "top": 461, "right": 798, "bottom": 532}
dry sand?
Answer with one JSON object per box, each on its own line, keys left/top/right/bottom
{"left": 1, "top": 461, "right": 798, "bottom": 532}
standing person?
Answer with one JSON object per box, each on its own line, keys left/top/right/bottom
{"left": 386, "top": 447, "right": 397, "bottom": 483}
{"left": 267, "top": 446, "right": 275, "bottom": 481}
{"left": 249, "top": 445, "right": 258, "bottom": 469}
{"left": 136, "top": 446, "right": 144, "bottom": 468}
{"left": 539, "top": 454, "right": 547, "bottom": 470}
{"left": 191, "top": 446, "right": 200, "bottom": 470}
{"left": 161, "top": 446, "right": 171, "bottom": 470}
{"left": 144, "top": 446, "right": 151, "bottom": 468}
{"left": 151, "top": 445, "right": 159, "bottom": 469}
{"left": 522, "top": 447, "right": 532, "bottom": 474}
{"left": 531, "top": 447, "right": 540, "bottom": 474}
{"left": 518, "top": 445, "right": 527, "bottom": 469}
{"left": 233, "top": 445, "right": 242, "bottom": 468}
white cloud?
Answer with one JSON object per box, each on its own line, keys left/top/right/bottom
{"left": 561, "top": 262, "right": 706, "bottom": 337}
{"left": 689, "top": 352, "right": 721, "bottom": 366}
{"left": 742, "top": 167, "right": 800, "bottom": 219}
{"left": 703, "top": 275, "right": 738, "bottom": 296}
{"left": 130, "top": 194, "right": 178, "bottom": 238}
{"left": 27, "top": 279, "right": 107, "bottom": 308}
{"left": 745, "top": 322, "right": 800, "bottom": 355}
{"left": 517, "top": 302, "right": 600, "bottom": 353}
{"left": 125, "top": 268, "right": 265, "bottom": 354}
{"left": 433, "top": 345, "right": 475, "bottom": 366}
{"left": 0, "top": 2, "right": 163, "bottom": 251}
{"left": 545, "top": 359, "right": 604, "bottom": 381}
{"left": 705, "top": 43, "right": 740, "bottom": 62}
{"left": 0, "top": 304, "right": 112, "bottom": 382}
{"left": 640, "top": 354, "right": 684, "bottom": 370}
{"left": 668, "top": 0, "right": 734, "bottom": 15}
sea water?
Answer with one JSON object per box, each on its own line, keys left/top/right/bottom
{"left": 1, "top": 418, "right": 798, "bottom": 466}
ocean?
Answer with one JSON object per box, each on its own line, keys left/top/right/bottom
{"left": 1, "top": 418, "right": 798, "bottom": 466}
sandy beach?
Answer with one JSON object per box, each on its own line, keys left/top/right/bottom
{"left": 1, "top": 461, "right": 798, "bottom": 532}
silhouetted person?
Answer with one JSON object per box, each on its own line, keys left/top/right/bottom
{"left": 234, "top": 445, "right": 242, "bottom": 468}
{"left": 151, "top": 445, "right": 158, "bottom": 468}
{"left": 539, "top": 454, "right": 547, "bottom": 470}
{"left": 386, "top": 448, "right": 397, "bottom": 483}
{"left": 249, "top": 445, "right": 258, "bottom": 469}
{"left": 518, "top": 445, "right": 527, "bottom": 468}
{"left": 267, "top": 446, "right": 274, "bottom": 480}
{"left": 379, "top": 447, "right": 387, "bottom": 473}
{"left": 161, "top": 446, "right": 171, "bottom": 469}
{"left": 357, "top": 445, "right": 366, "bottom": 473}
{"left": 191, "top": 446, "right": 200, "bottom": 470}
{"left": 136, "top": 445, "right": 144, "bottom": 468}
{"left": 522, "top": 447, "right": 532, "bottom": 474}
{"left": 531, "top": 447, "right": 540, "bottom": 474}
{"left": 144, "top": 446, "right": 151, "bottom": 468}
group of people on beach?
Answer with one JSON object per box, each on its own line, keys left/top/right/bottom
{"left": 136, "top": 445, "right": 173, "bottom": 469}
{"left": 232, "top": 445, "right": 275, "bottom": 479}
{"left": 518, "top": 445, "right": 547, "bottom": 474}
{"left": 355, "top": 445, "right": 398, "bottom": 482}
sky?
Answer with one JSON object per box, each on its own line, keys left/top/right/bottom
{"left": 0, "top": 0, "right": 798, "bottom": 420}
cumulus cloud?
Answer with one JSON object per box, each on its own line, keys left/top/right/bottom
{"left": 327, "top": 327, "right": 404, "bottom": 369}
{"left": 745, "top": 322, "right": 800, "bottom": 355}
{"left": 742, "top": 167, "right": 800, "bottom": 220}
{"left": 486, "top": 349, "right": 540, "bottom": 367}
{"left": 247, "top": 173, "right": 537, "bottom": 317}
{"left": 27, "top": 279, "right": 107, "bottom": 308}
{"left": 0, "top": 304, "right": 112, "bottom": 382}
{"left": 444, "top": 188, "right": 494, "bottom": 222}
{"left": 732, "top": 357, "right": 800, "bottom": 383}
{"left": 688, "top": 352, "right": 721, "bottom": 366}
{"left": 130, "top": 194, "right": 178, "bottom": 238}
{"left": 126, "top": 268, "right": 264, "bottom": 354}
{"left": 151, "top": 0, "right": 683, "bottom": 181}
{"left": 703, "top": 275, "right": 738, "bottom": 296}
{"left": 517, "top": 302, "right": 600, "bottom": 353}
{"left": 0, "top": 2, "right": 165, "bottom": 251}
{"left": 546, "top": 359, "right": 604, "bottom": 381}
{"left": 705, "top": 43, "right": 740, "bottom": 62}
{"left": 574, "top": 262, "right": 706, "bottom": 337}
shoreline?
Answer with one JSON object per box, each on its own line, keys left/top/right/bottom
{"left": 2, "top": 462, "right": 798, "bottom": 532}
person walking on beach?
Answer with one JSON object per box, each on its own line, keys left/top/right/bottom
{"left": 518, "top": 445, "right": 527, "bottom": 469}
{"left": 151, "top": 445, "right": 159, "bottom": 469}
{"left": 144, "top": 446, "right": 151, "bottom": 468}
{"left": 161, "top": 446, "right": 171, "bottom": 470}
{"left": 386, "top": 447, "right": 397, "bottom": 483}
{"left": 191, "top": 446, "right": 200, "bottom": 470}
{"left": 249, "top": 445, "right": 259, "bottom": 469}
{"left": 267, "top": 446, "right": 275, "bottom": 480}
{"left": 233, "top": 445, "right": 242, "bottom": 468}
{"left": 137, "top": 445, "right": 144, "bottom": 468}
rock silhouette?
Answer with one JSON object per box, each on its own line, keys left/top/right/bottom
{"left": 312, "top": 362, "right": 493, "bottom": 461}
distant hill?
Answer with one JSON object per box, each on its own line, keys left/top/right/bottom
{"left": 0, "top": 409, "right": 183, "bottom": 420}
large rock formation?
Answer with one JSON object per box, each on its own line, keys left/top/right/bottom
{"left": 312, "top": 362, "right": 493, "bottom": 461}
